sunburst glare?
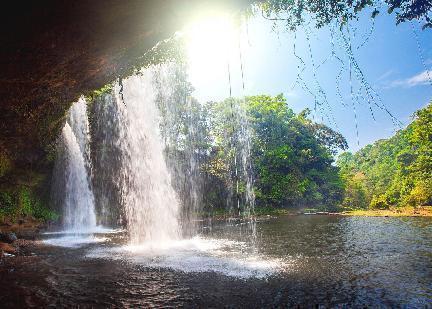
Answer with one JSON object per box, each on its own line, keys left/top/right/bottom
{"left": 183, "top": 12, "right": 246, "bottom": 97}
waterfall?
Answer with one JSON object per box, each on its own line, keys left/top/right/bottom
{"left": 216, "top": 98, "right": 255, "bottom": 218}
{"left": 153, "top": 64, "right": 205, "bottom": 237}
{"left": 89, "top": 64, "right": 197, "bottom": 243}
{"left": 52, "top": 64, "right": 255, "bottom": 244}
{"left": 236, "top": 102, "right": 255, "bottom": 218}
{"left": 112, "top": 68, "right": 181, "bottom": 244}
{"left": 90, "top": 92, "right": 124, "bottom": 227}
{"left": 54, "top": 98, "right": 97, "bottom": 232}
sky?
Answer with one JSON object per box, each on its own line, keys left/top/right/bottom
{"left": 184, "top": 9, "right": 432, "bottom": 152}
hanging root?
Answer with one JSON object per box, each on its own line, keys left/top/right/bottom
{"left": 265, "top": 8, "right": 403, "bottom": 134}
{"left": 338, "top": 22, "right": 402, "bottom": 128}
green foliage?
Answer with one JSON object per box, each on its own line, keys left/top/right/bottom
{"left": 208, "top": 94, "right": 347, "bottom": 211}
{"left": 248, "top": 95, "right": 345, "bottom": 210}
{"left": 19, "top": 186, "right": 33, "bottom": 216}
{"left": 0, "top": 191, "right": 15, "bottom": 218}
{"left": 86, "top": 83, "right": 114, "bottom": 103}
{"left": 0, "top": 149, "right": 12, "bottom": 178}
{"left": 338, "top": 102, "right": 432, "bottom": 209}
{"left": 0, "top": 186, "right": 58, "bottom": 221}
{"left": 339, "top": 171, "right": 369, "bottom": 209}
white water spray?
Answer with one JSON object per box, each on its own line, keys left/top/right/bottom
{"left": 113, "top": 69, "right": 181, "bottom": 244}
{"left": 58, "top": 98, "right": 97, "bottom": 231}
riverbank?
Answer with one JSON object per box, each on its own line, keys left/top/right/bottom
{"left": 204, "top": 206, "right": 432, "bottom": 219}
{"left": 202, "top": 207, "right": 294, "bottom": 220}
{"left": 341, "top": 206, "right": 432, "bottom": 217}
{"left": 0, "top": 216, "right": 47, "bottom": 257}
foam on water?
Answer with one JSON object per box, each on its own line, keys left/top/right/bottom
{"left": 43, "top": 235, "right": 108, "bottom": 248}
{"left": 42, "top": 227, "right": 122, "bottom": 248}
{"left": 42, "top": 226, "right": 123, "bottom": 235}
{"left": 87, "top": 236, "right": 284, "bottom": 279}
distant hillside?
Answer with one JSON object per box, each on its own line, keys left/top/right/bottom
{"left": 337, "top": 103, "right": 432, "bottom": 209}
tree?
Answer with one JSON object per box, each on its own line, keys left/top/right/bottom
{"left": 337, "top": 102, "right": 432, "bottom": 209}
{"left": 207, "top": 94, "right": 347, "bottom": 211}
{"left": 260, "top": 0, "right": 432, "bottom": 30}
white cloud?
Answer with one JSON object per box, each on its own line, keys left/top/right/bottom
{"left": 284, "top": 91, "right": 298, "bottom": 98}
{"left": 377, "top": 69, "right": 396, "bottom": 81}
{"left": 389, "top": 70, "right": 432, "bottom": 88}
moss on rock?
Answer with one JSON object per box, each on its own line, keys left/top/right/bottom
{"left": 0, "top": 185, "right": 58, "bottom": 223}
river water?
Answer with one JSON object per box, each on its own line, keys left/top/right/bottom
{"left": 1, "top": 215, "right": 431, "bottom": 307}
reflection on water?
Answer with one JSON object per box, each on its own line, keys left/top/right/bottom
{"left": 2, "top": 216, "right": 432, "bottom": 307}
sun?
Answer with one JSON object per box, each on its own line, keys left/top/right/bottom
{"left": 183, "top": 13, "right": 239, "bottom": 86}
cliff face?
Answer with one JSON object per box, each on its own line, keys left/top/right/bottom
{"left": 0, "top": 0, "right": 249, "bottom": 220}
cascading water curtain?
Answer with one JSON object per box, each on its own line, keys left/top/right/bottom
{"left": 111, "top": 67, "right": 181, "bottom": 244}
{"left": 88, "top": 63, "right": 203, "bottom": 242}
{"left": 52, "top": 97, "right": 97, "bottom": 232}
{"left": 236, "top": 101, "right": 255, "bottom": 218}
{"left": 89, "top": 91, "right": 125, "bottom": 227}
{"left": 223, "top": 99, "right": 255, "bottom": 219}
{"left": 153, "top": 63, "right": 204, "bottom": 237}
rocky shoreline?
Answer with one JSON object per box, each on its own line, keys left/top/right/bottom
{"left": 0, "top": 217, "right": 46, "bottom": 258}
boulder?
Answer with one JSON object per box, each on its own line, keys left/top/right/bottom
{"left": 15, "top": 229, "right": 38, "bottom": 241}
{"left": 0, "top": 241, "right": 16, "bottom": 254}
{"left": 0, "top": 232, "right": 18, "bottom": 243}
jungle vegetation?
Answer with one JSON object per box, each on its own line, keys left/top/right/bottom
{"left": 160, "top": 77, "right": 431, "bottom": 213}
{"left": 337, "top": 102, "right": 432, "bottom": 210}
{"left": 205, "top": 95, "right": 348, "bottom": 212}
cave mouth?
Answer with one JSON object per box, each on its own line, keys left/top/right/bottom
{"left": 1, "top": 1, "right": 431, "bottom": 307}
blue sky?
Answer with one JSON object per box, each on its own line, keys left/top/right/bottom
{"left": 187, "top": 9, "right": 432, "bottom": 151}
